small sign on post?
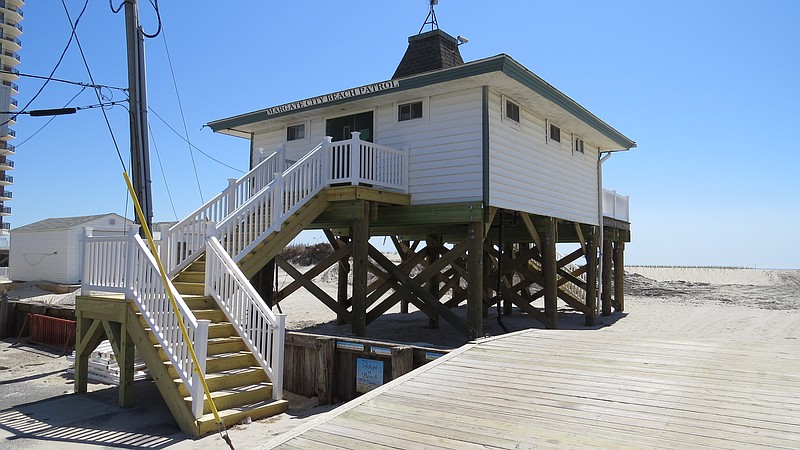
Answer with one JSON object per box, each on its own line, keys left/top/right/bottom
{"left": 356, "top": 358, "right": 384, "bottom": 393}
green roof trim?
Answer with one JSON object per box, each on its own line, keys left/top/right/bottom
{"left": 498, "top": 56, "right": 636, "bottom": 149}
{"left": 208, "top": 55, "right": 635, "bottom": 149}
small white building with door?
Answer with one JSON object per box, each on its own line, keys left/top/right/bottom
{"left": 9, "top": 213, "right": 130, "bottom": 284}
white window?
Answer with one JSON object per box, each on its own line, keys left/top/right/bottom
{"left": 398, "top": 101, "right": 423, "bottom": 122}
{"left": 573, "top": 136, "right": 585, "bottom": 154}
{"left": 286, "top": 123, "right": 305, "bottom": 141}
{"left": 546, "top": 120, "right": 562, "bottom": 148}
{"left": 504, "top": 99, "right": 520, "bottom": 124}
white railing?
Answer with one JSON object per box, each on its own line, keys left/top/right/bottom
{"left": 82, "top": 226, "right": 210, "bottom": 419}
{"left": 160, "top": 148, "right": 287, "bottom": 276}
{"left": 329, "top": 132, "right": 409, "bottom": 190}
{"left": 205, "top": 236, "right": 285, "bottom": 400}
{"left": 602, "top": 189, "right": 629, "bottom": 222}
{"left": 217, "top": 133, "right": 408, "bottom": 263}
{"left": 216, "top": 140, "right": 328, "bottom": 262}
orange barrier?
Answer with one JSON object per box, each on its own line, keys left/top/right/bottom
{"left": 15, "top": 313, "right": 76, "bottom": 355}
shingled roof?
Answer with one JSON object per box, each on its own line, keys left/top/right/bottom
{"left": 13, "top": 213, "right": 129, "bottom": 232}
{"left": 392, "top": 29, "right": 464, "bottom": 79}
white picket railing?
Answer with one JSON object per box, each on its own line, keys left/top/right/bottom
{"left": 160, "top": 148, "right": 287, "bottom": 277}
{"left": 217, "top": 141, "right": 327, "bottom": 262}
{"left": 205, "top": 236, "right": 285, "bottom": 400}
{"left": 602, "top": 189, "right": 629, "bottom": 222}
{"left": 328, "top": 132, "right": 409, "bottom": 190}
{"left": 81, "top": 226, "right": 210, "bottom": 419}
{"left": 217, "top": 133, "right": 409, "bottom": 263}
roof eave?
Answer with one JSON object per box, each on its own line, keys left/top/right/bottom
{"left": 208, "top": 54, "right": 636, "bottom": 150}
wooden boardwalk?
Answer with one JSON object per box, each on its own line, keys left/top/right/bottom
{"left": 265, "top": 329, "right": 800, "bottom": 449}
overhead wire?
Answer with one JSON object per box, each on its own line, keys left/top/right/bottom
{"left": 0, "top": 71, "right": 127, "bottom": 92}
{"left": 12, "top": 86, "right": 86, "bottom": 148}
{"left": 61, "top": 0, "right": 128, "bottom": 172}
{"left": 160, "top": 14, "right": 204, "bottom": 201}
{"left": 141, "top": 0, "right": 162, "bottom": 38}
{"left": 148, "top": 106, "right": 245, "bottom": 174}
{"left": 0, "top": 0, "right": 89, "bottom": 129}
{"left": 2, "top": 100, "right": 124, "bottom": 116}
{"left": 148, "top": 122, "right": 179, "bottom": 220}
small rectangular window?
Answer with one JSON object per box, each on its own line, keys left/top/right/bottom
{"left": 549, "top": 123, "right": 561, "bottom": 143}
{"left": 574, "top": 136, "right": 584, "bottom": 154}
{"left": 398, "top": 101, "right": 423, "bottom": 121}
{"left": 287, "top": 124, "right": 305, "bottom": 141}
{"left": 505, "top": 99, "right": 520, "bottom": 123}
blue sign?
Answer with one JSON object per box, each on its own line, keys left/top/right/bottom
{"left": 356, "top": 358, "right": 384, "bottom": 393}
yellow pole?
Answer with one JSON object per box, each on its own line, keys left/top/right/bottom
{"left": 122, "top": 172, "right": 227, "bottom": 430}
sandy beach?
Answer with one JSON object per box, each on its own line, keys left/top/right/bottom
{"left": 0, "top": 265, "right": 797, "bottom": 449}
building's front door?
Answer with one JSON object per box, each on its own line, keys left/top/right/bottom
{"left": 325, "top": 111, "right": 374, "bottom": 142}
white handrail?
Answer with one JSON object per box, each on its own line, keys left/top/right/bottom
{"left": 216, "top": 140, "right": 328, "bottom": 262}
{"left": 82, "top": 226, "right": 209, "bottom": 418}
{"left": 162, "top": 148, "right": 286, "bottom": 276}
{"left": 205, "top": 236, "right": 285, "bottom": 400}
{"left": 602, "top": 188, "right": 629, "bottom": 222}
{"left": 216, "top": 134, "right": 409, "bottom": 263}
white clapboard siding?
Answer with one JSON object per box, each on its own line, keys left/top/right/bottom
{"left": 488, "top": 89, "right": 600, "bottom": 225}
{"left": 9, "top": 230, "right": 71, "bottom": 283}
{"left": 375, "top": 87, "right": 483, "bottom": 204}
{"left": 250, "top": 88, "right": 485, "bottom": 205}
{"left": 10, "top": 214, "right": 129, "bottom": 284}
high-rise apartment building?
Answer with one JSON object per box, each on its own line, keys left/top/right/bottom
{"left": 0, "top": 0, "right": 21, "bottom": 236}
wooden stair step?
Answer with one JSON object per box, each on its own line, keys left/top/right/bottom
{"left": 147, "top": 322, "right": 236, "bottom": 345}
{"left": 206, "top": 351, "right": 257, "bottom": 373}
{"left": 196, "top": 399, "right": 289, "bottom": 436}
{"left": 165, "top": 351, "right": 256, "bottom": 378}
{"left": 207, "top": 336, "right": 247, "bottom": 355}
{"left": 185, "top": 382, "right": 274, "bottom": 415}
{"left": 173, "top": 281, "right": 205, "bottom": 296}
{"left": 182, "top": 295, "right": 216, "bottom": 310}
{"left": 192, "top": 309, "right": 227, "bottom": 322}
{"left": 208, "top": 322, "right": 236, "bottom": 339}
{"left": 174, "top": 271, "right": 205, "bottom": 283}
{"left": 175, "top": 366, "right": 268, "bottom": 397}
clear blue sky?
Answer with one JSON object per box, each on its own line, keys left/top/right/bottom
{"left": 9, "top": 1, "right": 800, "bottom": 269}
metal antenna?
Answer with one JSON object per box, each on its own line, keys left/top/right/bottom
{"left": 419, "top": 0, "right": 439, "bottom": 34}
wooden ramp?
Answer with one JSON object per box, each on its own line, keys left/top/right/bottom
{"left": 266, "top": 329, "right": 800, "bottom": 449}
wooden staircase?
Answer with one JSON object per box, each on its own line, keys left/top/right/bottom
{"left": 236, "top": 191, "right": 331, "bottom": 278}
{"left": 124, "top": 256, "right": 288, "bottom": 436}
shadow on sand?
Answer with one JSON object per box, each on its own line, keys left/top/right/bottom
{"left": 0, "top": 380, "right": 184, "bottom": 449}
{"left": 298, "top": 305, "right": 629, "bottom": 348}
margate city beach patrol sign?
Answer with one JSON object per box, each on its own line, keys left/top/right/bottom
{"left": 263, "top": 80, "right": 400, "bottom": 116}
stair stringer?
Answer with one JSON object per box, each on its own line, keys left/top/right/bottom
{"left": 123, "top": 303, "right": 199, "bottom": 436}
{"left": 237, "top": 191, "right": 332, "bottom": 279}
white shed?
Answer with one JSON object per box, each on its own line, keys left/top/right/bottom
{"left": 9, "top": 213, "right": 130, "bottom": 284}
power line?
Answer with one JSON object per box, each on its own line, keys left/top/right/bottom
{"left": 141, "top": 0, "right": 163, "bottom": 39}
{"left": 15, "top": 87, "right": 87, "bottom": 148}
{"left": 1, "top": 100, "right": 124, "bottom": 116}
{"left": 0, "top": 71, "right": 127, "bottom": 92}
{"left": 149, "top": 123, "right": 179, "bottom": 220}
{"left": 0, "top": 0, "right": 89, "bottom": 129}
{"left": 61, "top": 0, "right": 127, "bottom": 172}
{"left": 148, "top": 106, "right": 246, "bottom": 174}
{"left": 161, "top": 19, "right": 203, "bottom": 201}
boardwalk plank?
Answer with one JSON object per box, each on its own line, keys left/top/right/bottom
{"left": 270, "top": 330, "right": 800, "bottom": 449}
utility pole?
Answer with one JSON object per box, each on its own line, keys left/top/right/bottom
{"left": 125, "top": 0, "right": 153, "bottom": 231}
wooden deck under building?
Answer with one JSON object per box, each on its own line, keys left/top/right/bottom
{"left": 266, "top": 329, "right": 800, "bottom": 449}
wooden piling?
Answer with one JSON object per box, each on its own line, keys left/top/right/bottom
{"left": 543, "top": 218, "right": 558, "bottom": 329}
{"left": 613, "top": 241, "right": 625, "bottom": 312}
{"left": 602, "top": 239, "right": 613, "bottom": 316}
{"left": 351, "top": 201, "right": 369, "bottom": 336}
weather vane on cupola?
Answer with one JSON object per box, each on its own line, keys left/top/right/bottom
{"left": 419, "top": 0, "right": 439, "bottom": 34}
